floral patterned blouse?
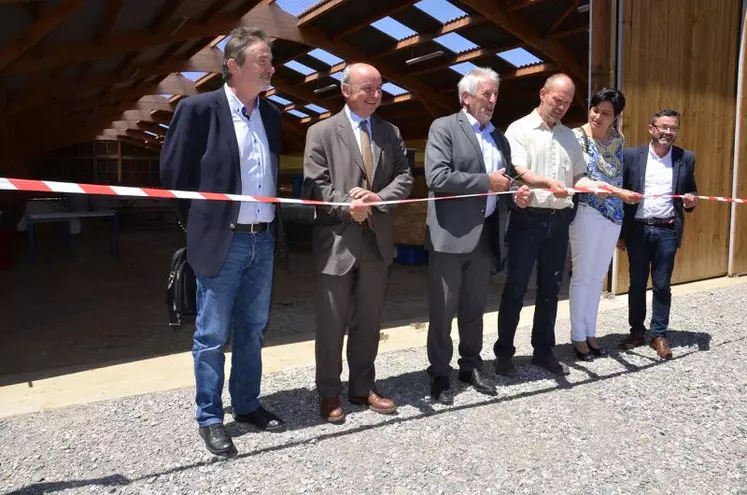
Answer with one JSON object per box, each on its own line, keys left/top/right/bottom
{"left": 572, "top": 126, "right": 625, "bottom": 225}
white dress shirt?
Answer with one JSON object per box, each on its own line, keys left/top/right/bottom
{"left": 505, "top": 110, "right": 587, "bottom": 209}
{"left": 224, "top": 84, "right": 275, "bottom": 224}
{"left": 463, "top": 109, "right": 503, "bottom": 217}
{"left": 344, "top": 104, "right": 373, "bottom": 157}
{"left": 636, "top": 144, "right": 675, "bottom": 219}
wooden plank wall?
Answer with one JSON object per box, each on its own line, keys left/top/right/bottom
{"left": 732, "top": 2, "right": 747, "bottom": 275}
{"left": 615, "top": 0, "right": 742, "bottom": 293}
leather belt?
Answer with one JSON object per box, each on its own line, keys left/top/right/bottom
{"left": 519, "top": 206, "right": 572, "bottom": 216}
{"left": 637, "top": 217, "right": 675, "bottom": 226}
{"left": 230, "top": 222, "right": 269, "bottom": 233}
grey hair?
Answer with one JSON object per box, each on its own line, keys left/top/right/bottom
{"left": 457, "top": 67, "right": 500, "bottom": 105}
{"left": 222, "top": 26, "right": 271, "bottom": 82}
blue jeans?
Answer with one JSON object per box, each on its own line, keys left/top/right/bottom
{"left": 193, "top": 231, "right": 274, "bottom": 427}
{"left": 495, "top": 209, "right": 572, "bottom": 358}
{"left": 625, "top": 223, "right": 678, "bottom": 338}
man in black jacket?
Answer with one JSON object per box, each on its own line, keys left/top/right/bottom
{"left": 160, "top": 26, "right": 284, "bottom": 457}
{"left": 618, "top": 109, "right": 699, "bottom": 359}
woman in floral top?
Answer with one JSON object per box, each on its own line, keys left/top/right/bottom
{"left": 569, "top": 88, "right": 641, "bottom": 360}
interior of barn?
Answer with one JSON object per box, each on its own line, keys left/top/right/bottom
{"left": 0, "top": 0, "right": 592, "bottom": 382}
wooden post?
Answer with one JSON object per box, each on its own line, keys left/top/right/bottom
{"left": 117, "top": 140, "right": 123, "bottom": 183}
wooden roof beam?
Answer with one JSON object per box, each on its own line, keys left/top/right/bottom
{"left": 0, "top": 0, "right": 85, "bottom": 73}
{"left": 5, "top": 1, "right": 264, "bottom": 75}
{"left": 507, "top": 0, "right": 552, "bottom": 12}
{"left": 407, "top": 44, "right": 519, "bottom": 77}
{"left": 457, "top": 0, "right": 586, "bottom": 81}
{"left": 331, "top": 2, "right": 415, "bottom": 40}
{"left": 96, "top": 0, "right": 125, "bottom": 42}
{"left": 370, "top": 14, "right": 486, "bottom": 60}
{"left": 549, "top": 0, "right": 582, "bottom": 34}
{"left": 297, "top": 0, "right": 347, "bottom": 27}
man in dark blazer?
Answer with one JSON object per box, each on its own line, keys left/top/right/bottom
{"left": 424, "top": 67, "right": 532, "bottom": 404}
{"left": 618, "top": 109, "right": 699, "bottom": 359}
{"left": 303, "top": 63, "right": 413, "bottom": 423}
{"left": 160, "top": 27, "right": 284, "bottom": 457}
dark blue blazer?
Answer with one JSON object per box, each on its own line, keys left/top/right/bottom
{"left": 621, "top": 144, "right": 697, "bottom": 247}
{"left": 160, "top": 88, "right": 282, "bottom": 277}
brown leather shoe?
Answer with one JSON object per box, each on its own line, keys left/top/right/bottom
{"left": 619, "top": 333, "right": 646, "bottom": 350}
{"left": 319, "top": 397, "right": 345, "bottom": 423}
{"left": 349, "top": 392, "right": 397, "bottom": 414}
{"left": 650, "top": 337, "right": 673, "bottom": 360}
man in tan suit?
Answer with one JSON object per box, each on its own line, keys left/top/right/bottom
{"left": 303, "top": 63, "right": 413, "bottom": 423}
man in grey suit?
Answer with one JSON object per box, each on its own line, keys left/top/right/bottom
{"left": 424, "top": 67, "right": 532, "bottom": 404}
{"left": 303, "top": 63, "right": 413, "bottom": 422}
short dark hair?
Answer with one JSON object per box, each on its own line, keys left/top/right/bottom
{"left": 651, "top": 109, "right": 680, "bottom": 125}
{"left": 589, "top": 87, "right": 625, "bottom": 116}
{"left": 222, "top": 27, "right": 271, "bottom": 81}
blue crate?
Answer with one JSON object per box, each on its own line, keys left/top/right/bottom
{"left": 395, "top": 244, "right": 428, "bottom": 265}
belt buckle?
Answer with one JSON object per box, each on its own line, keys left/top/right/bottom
{"left": 645, "top": 218, "right": 655, "bottom": 225}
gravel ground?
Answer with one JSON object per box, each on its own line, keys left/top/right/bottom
{"left": 2, "top": 283, "right": 746, "bottom": 494}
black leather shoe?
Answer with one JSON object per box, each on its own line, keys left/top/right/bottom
{"left": 458, "top": 369, "right": 497, "bottom": 396}
{"left": 587, "top": 340, "right": 608, "bottom": 357}
{"left": 531, "top": 354, "right": 570, "bottom": 375}
{"left": 494, "top": 357, "right": 517, "bottom": 377}
{"left": 428, "top": 375, "right": 453, "bottom": 405}
{"left": 199, "top": 424, "right": 237, "bottom": 457}
{"left": 232, "top": 406, "right": 285, "bottom": 431}
{"left": 572, "top": 342, "right": 594, "bottom": 362}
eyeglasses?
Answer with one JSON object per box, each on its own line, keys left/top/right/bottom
{"left": 652, "top": 124, "right": 680, "bottom": 132}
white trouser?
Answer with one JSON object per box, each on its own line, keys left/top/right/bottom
{"left": 569, "top": 204, "right": 622, "bottom": 341}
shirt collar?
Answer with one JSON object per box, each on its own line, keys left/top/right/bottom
{"left": 648, "top": 143, "right": 673, "bottom": 161}
{"left": 527, "top": 109, "right": 552, "bottom": 129}
{"left": 344, "top": 105, "right": 371, "bottom": 130}
{"left": 224, "top": 83, "right": 260, "bottom": 119}
{"left": 462, "top": 109, "right": 495, "bottom": 133}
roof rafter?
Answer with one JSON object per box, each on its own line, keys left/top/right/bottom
{"left": 0, "top": 0, "right": 85, "bottom": 73}
{"left": 297, "top": 0, "right": 347, "bottom": 27}
{"left": 408, "top": 44, "right": 520, "bottom": 77}
{"left": 331, "top": 2, "right": 414, "bottom": 40}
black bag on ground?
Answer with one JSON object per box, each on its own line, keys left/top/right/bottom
{"left": 166, "top": 247, "right": 197, "bottom": 329}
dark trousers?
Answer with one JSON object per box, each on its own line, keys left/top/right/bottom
{"left": 625, "top": 222, "right": 678, "bottom": 338}
{"left": 494, "top": 209, "right": 572, "bottom": 358}
{"left": 314, "top": 230, "right": 388, "bottom": 398}
{"left": 426, "top": 222, "right": 493, "bottom": 377}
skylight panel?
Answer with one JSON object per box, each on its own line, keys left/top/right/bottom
{"left": 217, "top": 36, "right": 230, "bottom": 52}
{"left": 307, "top": 48, "right": 344, "bottom": 66}
{"left": 274, "top": 0, "right": 326, "bottom": 16}
{"left": 144, "top": 130, "right": 159, "bottom": 137}
{"left": 287, "top": 109, "right": 310, "bottom": 118}
{"left": 305, "top": 104, "right": 329, "bottom": 113}
{"left": 433, "top": 32, "right": 478, "bottom": 53}
{"left": 158, "top": 94, "right": 173, "bottom": 99}
{"left": 371, "top": 17, "right": 418, "bottom": 41}
{"left": 284, "top": 60, "right": 316, "bottom": 75}
{"left": 329, "top": 72, "right": 344, "bottom": 81}
{"left": 158, "top": 124, "right": 169, "bottom": 130}
{"left": 382, "top": 82, "right": 408, "bottom": 96}
{"left": 497, "top": 48, "right": 544, "bottom": 67}
{"left": 180, "top": 71, "right": 208, "bottom": 82}
{"left": 414, "top": 0, "right": 468, "bottom": 23}
{"left": 267, "top": 94, "right": 293, "bottom": 106}
{"left": 449, "top": 61, "right": 478, "bottom": 75}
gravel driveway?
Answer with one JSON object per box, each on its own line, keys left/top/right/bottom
{"left": 2, "top": 283, "right": 746, "bottom": 494}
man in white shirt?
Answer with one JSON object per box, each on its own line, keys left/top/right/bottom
{"left": 618, "top": 109, "right": 699, "bottom": 359}
{"left": 423, "top": 67, "right": 532, "bottom": 404}
{"left": 493, "top": 73, "right": 610, "bottom": 376}
{"left": 303, "top": 63, "right": 413, "bottom": 422}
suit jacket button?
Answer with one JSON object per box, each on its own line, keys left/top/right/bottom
{"left": 230, "top": 223, "right": 236, "bottom": 229}
{"left": 480, "top": 209, "right": 485, "bottom": 214}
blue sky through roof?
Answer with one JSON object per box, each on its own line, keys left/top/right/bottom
{"left": 181, "top": 71, "right": 207, "bottom": 81}
{"left": 158, "top": 124, "right": 169, "bottom": 129}
{"left": 287, "top": 109, "right": 309, "bottom": 118}
{"left": 274, "top": 0, "right": 326, "bottom": 16}
{"left": 449, "top": 61, "right": 478, "bottom": 75}
{"left": 434, "top": 32, "right": 478, "bottom": 53}
{"left": 216, "top": 36, "right": 230, "bottom": 52}
{"left": 305, "top": 103, "right": 328, "bottom": 113}
{"left": 498, "top": 48, "right": 543, "bottom": 67}
{"left": 371, "top": 17, "right": 417, "bottom": 41}
{"left": 267, "top": 94, "right": 292, "bottom": 106}
{"left": 329, "top": 72, "right": 343, "bottom": 81}
{"left": 307, "top": 48, "right": 344, "bottom": 66}
{"left": 382, "top": 82, "right": 408, "bottom": 96}
{"left": 414, "top": 0, "right": 467, "bottom": 23}
{"left": 284, "top": 60, "right": 315, "bottom": 75}
{"left": 158, "top": 94, "right": 173, "bottom": 98}
{"left": 144, "top": 130, "right": 159, "bottom": 137}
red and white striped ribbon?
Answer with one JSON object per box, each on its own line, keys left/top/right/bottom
{"left": 0, "top": 177, "right": 744, "bottom": 206}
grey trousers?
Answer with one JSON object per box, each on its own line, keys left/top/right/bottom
{"left": 427, "top": 224, "right": 492, "bottom": 377}
{"left": 314, "top": 230, "right": 389, "bottom": 398}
